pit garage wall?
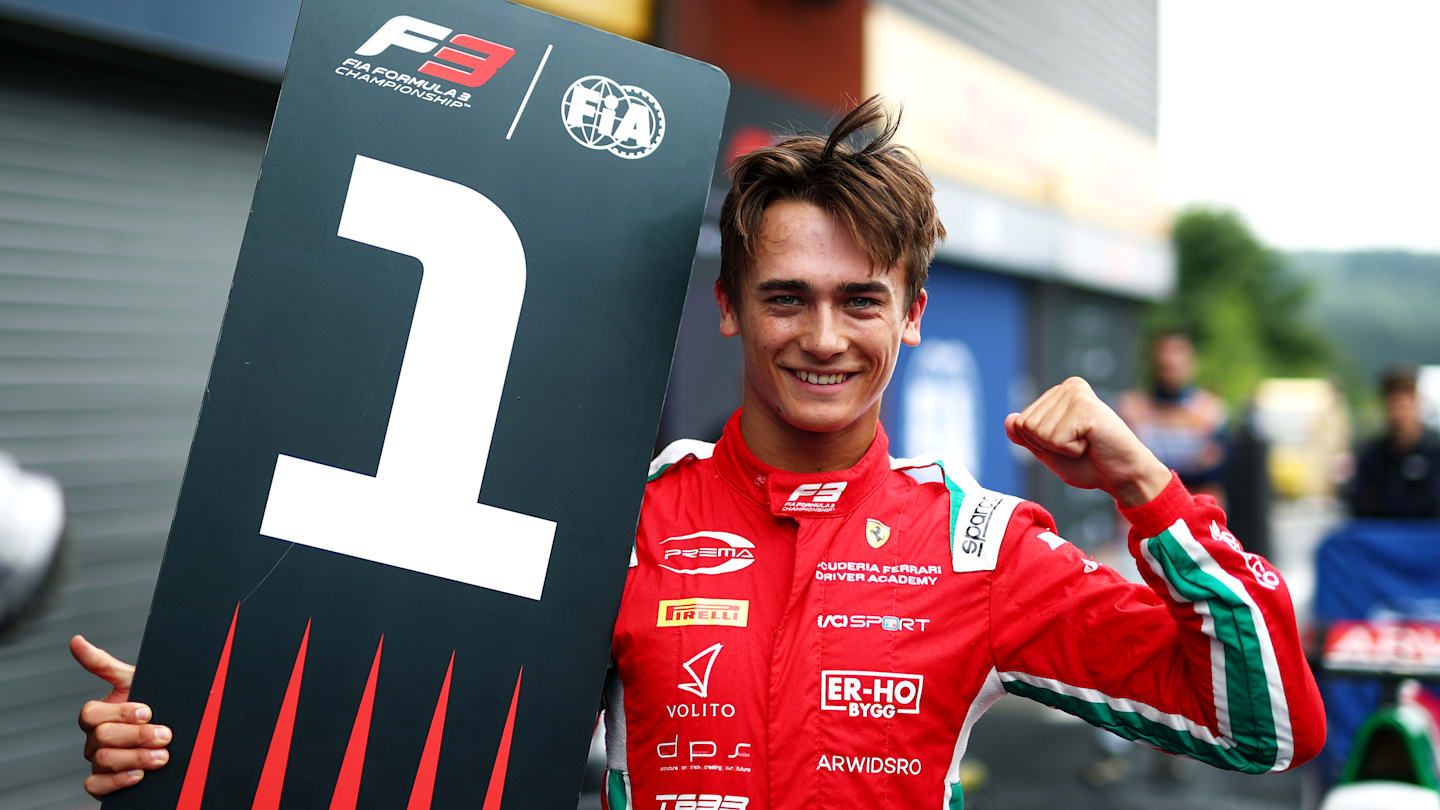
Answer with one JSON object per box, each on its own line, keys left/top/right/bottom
{"left": 0, "top": 35, "right": 271, "bottom": 809}
{"left": 1026, "top": 281, "right": 1144, "bottom": 548}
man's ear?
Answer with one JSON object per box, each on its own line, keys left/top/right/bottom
{"left": 901, "top": 288, "right": 927, "bottom": 346}
{"left": 715, "top": 280, "right": 740, "bottom": 338}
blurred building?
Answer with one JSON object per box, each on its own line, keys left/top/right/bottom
{"left": 0, "top": 1, "right": 1168, "bottom": 806}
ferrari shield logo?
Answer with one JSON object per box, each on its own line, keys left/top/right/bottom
{"left": 865, "top": 518, "right": 891, "bottom": 549}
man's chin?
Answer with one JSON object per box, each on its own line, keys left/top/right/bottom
{"left": 778, "top": 402, "right": 867, "bottom": 435}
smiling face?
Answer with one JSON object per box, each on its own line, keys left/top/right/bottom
{"left": 716, "top": 200, "right": 926, "bottom": 465}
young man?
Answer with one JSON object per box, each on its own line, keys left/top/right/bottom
{"left": 1118, "top": 329, "right": 1228, "bottom": 501}
{"left": 72, "top": 98, "right": 1325, "bottom": 808}
{"left": 1348, "top": 364, "right": 1440, "bottom": 517}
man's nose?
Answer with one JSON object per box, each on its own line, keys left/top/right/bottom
{"left": 801, "top": 305, "right": 847, "bottom": 359}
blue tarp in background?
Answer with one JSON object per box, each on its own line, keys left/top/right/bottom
{"left": 1313, "top": 519, "right": 1440, "bottom": 783}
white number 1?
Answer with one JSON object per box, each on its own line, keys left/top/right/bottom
{"left": 260, "top": 155, "right": 556, "bottom": 600}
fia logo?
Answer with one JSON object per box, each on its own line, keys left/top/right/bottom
{"left": 355, "top": 15, "right": 514, "bottom": 88}
{"left": 561, "top": 76, "right": 666, "bottom": 159}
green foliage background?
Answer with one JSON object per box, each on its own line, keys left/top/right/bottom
{"left": 1148, "top": 207, "right": 1334, "bottom": 406}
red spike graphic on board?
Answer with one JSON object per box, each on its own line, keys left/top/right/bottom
{"left": 176, "top": 603, "right": 239, "bottom": 810}
{"left": 406, "top": 652, "right": 455, "bottom": 810}
{"left": 251, "top": 619, "right": 311, "bottom": 809}
{"left": 176, "top": 614, "right": 527, "bottom": 808}
{"left": 482, "top": 668, "right": 523, "bottom": 810}
{"left": 329, "top": 635, "right": 384, "bottom": 810}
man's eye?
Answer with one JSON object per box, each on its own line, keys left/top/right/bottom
{"left": 770, "top": 295, "right": 802, "bottom": 306}
{"left": 847, "top": 297, "right": 880, "bottom": 309}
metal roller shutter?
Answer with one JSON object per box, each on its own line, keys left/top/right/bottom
{"left": 0, "top": 79, "right": 266, "bottom": 808}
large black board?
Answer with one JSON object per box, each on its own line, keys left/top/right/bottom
{"left": 109, "top": 1, "right": 727, "bottom": 808}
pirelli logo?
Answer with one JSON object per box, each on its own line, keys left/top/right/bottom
{"left": 657, "top": 598, "right": 749, "bottom": 627}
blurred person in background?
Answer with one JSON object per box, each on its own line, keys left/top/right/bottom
{"left": 1347, "top": 364, "right": 1440, "bottom": 518}
{"left": 1119, "top": 329, "right": 1228, "bottom": 502}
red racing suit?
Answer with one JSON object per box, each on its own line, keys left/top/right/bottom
{"left": 603, "top": 410, "right": 1325, "bottom": 810}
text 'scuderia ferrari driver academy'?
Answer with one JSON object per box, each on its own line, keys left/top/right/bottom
{"left": 604, "top": 410, "right": 1326, "bottom": 810}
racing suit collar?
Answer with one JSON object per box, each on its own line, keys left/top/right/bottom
{"left": 713, "top": 408, "right": 892, "bottom": 519}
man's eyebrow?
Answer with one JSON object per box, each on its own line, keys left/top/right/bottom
{"left": 837, "top": 280, "right": 892, "bottom": 296}
{"left": 756, "top": 279, "right": 814, "bottom": 294}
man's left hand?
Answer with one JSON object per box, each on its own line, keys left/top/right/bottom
{"left": 1006, "top": 377, "right": 1172, "bottom": 508}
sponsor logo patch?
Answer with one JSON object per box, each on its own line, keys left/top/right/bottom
{"left": 658, "top": 598, "right": 748, "bottom": 628}
{"left": 678, "top": 643, "right": 723, "bottom": 698}
{"left": 820, "top": 670, "right": 924, "bottom": 718}
{"left": 952, "top": 489, "right": 1018, "bottom": 573}
{"left": 816, "top": 753, "right": 922, "bottom": 775}
{"left": 659, "top": 531, "right": 755, "bottom": 576}
{"left": 816, "top": 613, "right": 930, "bottom": 632}
{"left": 782, "top": 481, "right": 847, "bottom": 514}
{"left": 865, "top": 518, "right": 891, "bottom": 549}
{"left": 655, "top": 795, "right": 749, "bottom": 810}
{"left": 336, "top": 15, "right": 516, "bottom": 109}
{"left": 814, "top": 560, "right": 942, "bottom": 587}
{"left": 657, "top": 737, "right": 752, "bottom": 773}
{"left": 561, "top": 75, "right": 665, "bottom": 159}
{"left": 1211, "top": 520, "right": 1279, "bottom": 589}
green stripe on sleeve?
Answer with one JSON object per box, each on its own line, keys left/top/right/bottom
{"left": 1001, "top": 678, "right": 1272, "bottom": 772}
{"left": 1144, "top": 527, "right": 1279, "bottom": 770}
{"left": 944, "top": 778, "right": 964, "bottom": 809}
{"left": 935, "top": 462, "right": 966, "bottom": 556}
{"left": 604, "top": 769, "right": 630, "bottom": 810}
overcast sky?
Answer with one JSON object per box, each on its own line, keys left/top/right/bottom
{"left": 1157, "top": 0, "right": 1440, "bottom": 253}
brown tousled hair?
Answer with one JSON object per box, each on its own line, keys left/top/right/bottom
{"left": 718, "top": 95, "right": 945, "bottom": 308}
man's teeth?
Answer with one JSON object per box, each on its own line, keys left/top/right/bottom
{"left": 793, "top": 370, "right": 849, "bottom": 385}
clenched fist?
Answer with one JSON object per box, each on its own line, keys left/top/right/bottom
{"left": 1005, "top": 377, "right": 1172, "bottom": 508}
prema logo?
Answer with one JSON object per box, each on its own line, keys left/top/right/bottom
{"left": 783, "top": 482, "right": 848, "bottom": 515}
{"left": 660, "top": 531, "right": 755, "bottom": 576}
{"left": 657, "top": 598, "right": 749, "bottom": 628}
{"left": 562, "top": 76, "right": 665, "bottom": 159}
{"left": 821, "top": 670, "right": 924, "bottom": 718}
{"left": 655, "top": 795, "right": 749, "bottom": 810}
{"left": 354, "top": 15, "right": 515, "bottom": 87}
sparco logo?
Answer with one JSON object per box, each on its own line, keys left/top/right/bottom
{"left": 820, "top": 670, "right": 924, "bottom": 718}
{"left": 562, "top": 76, "right": 665, "bottom": 159}
{"left": 336, "top": 15, "right": 515, "bottom": 109}
{"left": 961, "top": 492, "right": 1004, "bottom": 556}
{"left": 783, "top": 482, "right": 847, "bottom": 514}
{"left": 660, "top": 531, "right": 755, "bottom": 576}
{"left": 655, "top": 795, "right": 749, "bottom": 810}
{"left": 817, "top": 614, "right": 930, "bottom": 632}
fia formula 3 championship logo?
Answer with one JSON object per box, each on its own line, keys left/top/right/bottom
{"left": 336, "top": 14, "right": 517, "bottom": 109}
